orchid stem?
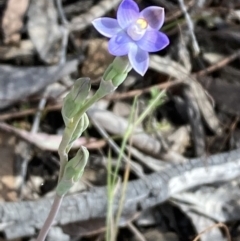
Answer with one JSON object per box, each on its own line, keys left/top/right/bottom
{"left": 37, "top": 86, "right": 106, "bottom": 240}
{"left": 36, "top": 194, "right": 63, "bottom": 241}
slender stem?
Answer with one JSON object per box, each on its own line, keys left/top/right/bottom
{"left": 36, "top": 194, "right": 63, "bottom": 241}
{"left": 37, "top": 86, "right": 101, "bottom": 240}
{"left": 106, "top": 92, "right": 165, "bottom": 239}
{"left": 105, "top": 98, "right": 138, "bottom": 241}
{"left": 112, "top": 99, "right": 137, "bottom": 240}
{"left": 37, "top": 60, "right": 122, "bottom": 241}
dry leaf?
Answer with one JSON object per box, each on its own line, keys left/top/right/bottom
{"left": 0, "top": 131, "right": 18, "bottom": 201}
{"left": 2, "top": 0, "right": 29, "bottom": 44}
{"left": 82, "top": 39, "right": 114, "bottom": 80}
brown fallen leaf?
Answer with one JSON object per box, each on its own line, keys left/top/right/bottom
{"left": 2, "top": 0, "right": 29, "bottom": 44}
{"left": 0, "top": 122, "right": 106, "bottom": 151}
{"left": 82, "top": 39, "right": 114, "bottom": 80}
{"left": 0, "top": 40, "right": 34, "bottom": 60}
{"left": 0, "top": 131, "right": 18, "bottom": 201}
{"left": 18, "top": 131, "right": 95, "bottom": 151}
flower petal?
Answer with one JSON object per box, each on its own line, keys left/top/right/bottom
{"left": 128, "top": 45, "right": 149, "bottom": 75}
{"left": 117, "top": 0, "right": 139, "bottom": 29}
{"left": 92, "top": 18, "right": 121, "bottom": 38}
{"left": 108, "top": 31, "right": 133, "bottom": 56}
{"left": 137, "top": 30, "right": 169, "bottom": 52}
{"left": 140, "top": 6, "right": 165, "bottom": 30}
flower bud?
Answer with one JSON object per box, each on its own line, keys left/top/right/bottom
{"left": 68, "top": 113, "right": 89, "bottom": 146}
{"left": 71, "top": 77, "right": 91, "bottom": 104}
{"left": 112, "top": 72, "right": 128, "bottom": 87}
{"left": 56, "top": 146, "right": 89, "bottom": 196}
{"left": 96, "top": 57, "right": 132, "bottom": 98}
{"left": 112, "top": 56, "right": 132, "bottom": 74}
{"left": 102, "top": 57, "right": 132, "bottom": 87}
{"left": 102, "top": 63, "right": 117, "bottom": 82}
{"left": 62, "top": 78, "right": 91, "bottom": 126}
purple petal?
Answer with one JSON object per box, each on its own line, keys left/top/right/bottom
{"left": 108, "top": 31, "right": 133, "bottom": 56}
{"left": 117, "top": 0, "right": 139, "bottom": 29}
{"left": 92, "top": 18, "right": 121, "bottom": 38}
{"left": 137, "top": 31, "right": 169, "bottom": 52}
{"left": 140, "top": 6, "right": 165, "bottom": 30}
{"left": 128, "top": 45, "right": 149, "bottom": 75}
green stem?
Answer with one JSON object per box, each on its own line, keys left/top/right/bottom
{"left": 107, "top": 91, "right": 166, "bottom": 239}
{"left": 37, "top": 57, "right": 130, "bottom": 241}
{"left": 106, "top": 98, "right": 138, "bottom": 241}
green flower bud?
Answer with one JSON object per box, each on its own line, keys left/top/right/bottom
{"left": 62, "top": 78, "right": 91, "bottom": 126}
{"left": 56, "top": 146, "right": 89, "bottom": 196}
{"left": 102, "top": 57, "right": 132, "bottom": 87}
{"left": 68, "top": 113, "right": 89, "bottom": 147}
{"left": 112, "top": 56, "right": 132, "bottom": 74}
{"left": 95, "top": 77, "right": 116, "bottom": 99}
{"left": 112, "top": 72, "right": 128, "bottom": 87}
{"left": 102, "top": 64, "right": 117, "bottom": 82}
{"left": 71, "top": 77, "right": 91, "bottom": 104}
{"left": 96, "top": 57, "right": 132, "bottom": 98}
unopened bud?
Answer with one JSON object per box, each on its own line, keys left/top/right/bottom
{"left": 112, "top": 56, "right": 132, "bottom": 74}
{"left": 102, "top": 57, "right": 132, "bottom": 87}
{"left": 56, "top": 146, "right": 89, "bottom": 196}
{"left": 68, "top": 113, "right": 89, "bottom": 146}
{"left": 96, "top": 57, "right": 132, "bottom": 98}
{"left": 112, "top": 72, "right": 128, "bottom": 87}
{"left": 71, "top": 77, "right": 91, "bottom": 104}
{"left": 102, "top": 64, "right": 117, "bottom": 82}
{"left": 62, "top": 78, "right": 91, "bottom": 126}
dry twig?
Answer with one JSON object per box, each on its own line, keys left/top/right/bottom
{"left": 192, "top": 223, "right": 231, "bottom": 241}
{"left": 195, "top": 50, "right": 240, "bottom": 77}
{"left": 178, "top": 0, "right": 200, "bottom": 56}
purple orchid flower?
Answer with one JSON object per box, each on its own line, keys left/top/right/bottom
{"left": 92, "top": 0, "right": 169, "bottom": 76}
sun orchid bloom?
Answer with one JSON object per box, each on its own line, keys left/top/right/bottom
{"left": 92, "top": 0, "right": 169, "bottom": 76}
